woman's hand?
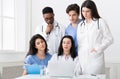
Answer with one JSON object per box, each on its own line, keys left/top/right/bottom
{"left": 22, "top": 70, "right": 28, "bottom": 76}
{"left": 91, "top": 48, "right": 97, "bottom": 53}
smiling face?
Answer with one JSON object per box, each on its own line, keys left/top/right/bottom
{"left": 82, "top": 7, "right": 92, "bottom": 20}
{"left": 62, "top": 38, "right": 72, "bottom": 55}
{"left": 68, "top": 10, "right": 79, "bottom": 24}
{"left": 35, "top": 38, "right": 46, "bottom": 52}
{"left": 43, "top": 13, "right": 54, "bottom": 24}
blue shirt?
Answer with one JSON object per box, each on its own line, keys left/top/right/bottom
{"left": 24, "top": 53, "right": 52, "bottom": 68}
{"left": 65, "top": 19, "right": 82, "bottom": 55}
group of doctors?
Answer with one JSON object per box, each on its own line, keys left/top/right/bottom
{"left": 23, "top": 0, "right": 113, "bottom": 76}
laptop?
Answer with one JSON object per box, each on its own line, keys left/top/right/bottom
{"left": 47, "top": 61, "right": 75, "bottom": 78}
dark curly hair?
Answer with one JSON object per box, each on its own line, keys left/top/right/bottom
{"left": 66, "top": 3, "right": 80, "bottom": 15}
{"left": 42, "top": 7, "right": 54, "bottom": 14}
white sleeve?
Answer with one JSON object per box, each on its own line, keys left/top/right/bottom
{"left": 59, "top": 23, "right": 65, "bottom": 37}
{"left": 62, "top": 27, "right": 65, "bottom": 37}
{"left": 95, "top": 18, "right": 113, "bottom": 52}
{"left": 49, "top": 54, "right": 58, "bottom": 62}
{"left": 77, "top": 23, "right": 81, "bottom": 47}
{"left": 74, "top": 57, "right": 82, "bottom": 75}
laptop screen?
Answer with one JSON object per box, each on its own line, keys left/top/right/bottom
{"left": 47, "top": 61, "right": 75, "bottom": 77}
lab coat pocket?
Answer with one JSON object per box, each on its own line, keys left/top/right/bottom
{"left": 89, "top": 51, "right": 101, "bottom": 60}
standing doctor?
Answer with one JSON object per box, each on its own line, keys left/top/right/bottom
{"left": 35, "top": 7, "right": 65, "bottom": 55}
{"left": 77, "top": 0, "right": 113, "bottom": 74}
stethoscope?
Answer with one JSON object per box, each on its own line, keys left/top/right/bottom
{"left": 80, "top": 19, "right": 100, "bottom": 33}
{"left": 41, "top": 22, "right": 60, "bottom": 36}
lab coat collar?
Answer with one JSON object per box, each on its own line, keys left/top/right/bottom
{"left": 63, "top": 54, "right": 71, "bottom": 60}
{"left": 84, "top": 18, "right": 97, "bottom": 24}
{"left": 53, "top": 20, "right": 59, "bottom": 27}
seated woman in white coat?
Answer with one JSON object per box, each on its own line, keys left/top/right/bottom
{"left": 77, "top": 0, "right": 113, "bottom": 75}
{"left": 48, "top": 35, "right": 82, "bottom": 76}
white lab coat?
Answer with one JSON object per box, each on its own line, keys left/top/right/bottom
{"left": 77, "top": 18, "right": 113, "bottom": 74}
{"left": 49, "top": 53, "right": 77, "bottom": 62}
{"left": 35, "top": 20, "right": 65, "bottom": 55}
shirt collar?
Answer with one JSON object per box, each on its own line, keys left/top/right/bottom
{"left": 63, "top": 54, "right": 71, "bottom": 60}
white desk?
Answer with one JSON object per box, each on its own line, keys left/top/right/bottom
{"left": 15, "top": 74, "right": 106, "bottom": 79}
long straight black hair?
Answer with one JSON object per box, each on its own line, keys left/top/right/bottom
{"left": 58, "top": 35, "right": 77, "bottom": 60}
{"left": 26, "top": 34, "right": 48, "bottom": 57}
{"left": 81, "top": 0, "right": 101, "bottom": 20}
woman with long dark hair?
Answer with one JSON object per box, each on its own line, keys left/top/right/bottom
{"left": 77, "top": 0, "right": 113, "bottom": 74}
{"left": 47, "top": 35, "right": 81, "bottom": 76}
{"left": 50, "top": 35, "right": 77, "bottom": 62}
{"left": 23, "top": 34, "right": 51, "bottom": 75}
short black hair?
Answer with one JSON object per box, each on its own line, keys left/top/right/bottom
{"left": 42, "top": 7, "right": 54, "bottom": 14}
{"left": 66, "top": 4, "right": 80, "bottom": 15}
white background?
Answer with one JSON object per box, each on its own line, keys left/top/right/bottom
{"left": 31, "top": 0, "right": 120, "bottom": 62}
{"left": 0, "top": 1, "right": 119, "bottom": 78}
